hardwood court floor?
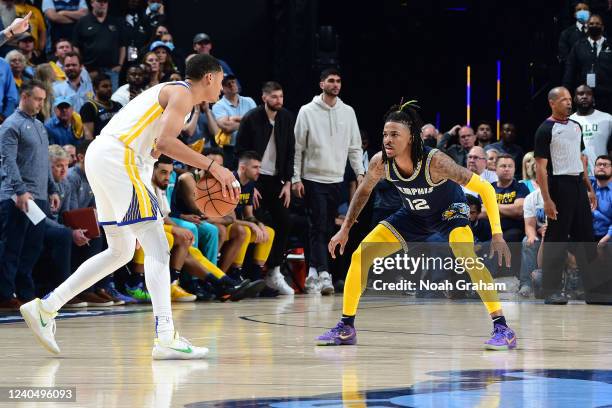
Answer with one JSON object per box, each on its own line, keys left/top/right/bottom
{"left": 1, "top": 295, "right": 612, "bottom": 407}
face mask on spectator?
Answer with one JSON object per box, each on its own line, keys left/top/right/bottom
{"left": 576, "top": 10, "right": 590, "bottom": 23}
{"left": 588, "top": 26, "right": 603, "bottom": 37}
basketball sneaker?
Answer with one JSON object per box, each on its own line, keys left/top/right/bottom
{"left": 305, "top": 275, "right": 321, "bottom": 294}
{"left": 106, "top": 282, "right": 138, "bottom": 304}
{"left": 316, "top": 322, "right": 357, "bottom": 345}
{"left": 152, "top": 332, "right": 209, "bottom": 360}
{"left": 171, "top": 281, "right": 196, "bottom": 302}
{"left": 19, "top": 298, "right": 60, "bottom": 354}
{"left": 319, "top": 271, "right": 334, "bottom": 296}
{"left": 126, "top": 282, "right": 152, "bottom": 303}
{"left": 484, "top": 324, "right": 517, "bottom": 350}
{"left": 264, "top": 268, "right": 294, "bottom": 295}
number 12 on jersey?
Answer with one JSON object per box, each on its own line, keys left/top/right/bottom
{"left": 404, "top": 198, "right": 430, "bottom": 210}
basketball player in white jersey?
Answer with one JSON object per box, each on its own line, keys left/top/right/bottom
{"left": 20, "top": 54, "right": 240, "bottom": 360}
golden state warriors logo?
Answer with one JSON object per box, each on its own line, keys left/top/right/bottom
{"left": 442, "top": 202, "right": 470, "bottom": 221}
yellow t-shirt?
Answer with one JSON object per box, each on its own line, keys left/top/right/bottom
{"left": 14, "top": 5, "right": 46, "bottom": 51}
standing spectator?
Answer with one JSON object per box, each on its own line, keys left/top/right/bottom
{"left": 212, "top": 74, "right": 256, "bottom": 170}
{"left": 485, "top": 122, "right": 524, "bottom": 167}
{"left": 535, "top": 87, "right": 597, "bottom": 304}
{"left": 111, "top": 63, "right": 144, "bottom": 107}
{"left": 44, "top": 96, "right": 83, "bottom": 145}
{"left": 463, "top": 146, "right": 498, "bottom": 197}
{"left": 0, "top": 80, "right": 59, "bottom": 309}
{"left": 80, "top": 73, "right": 121, "bottom": 139}
{"left": 72, "top": 0, "right": 125, "bottom": 91}
{"left": 52, "top": 51, "right": 94, "bottom": 113}
{"left": 559, "top": 2, "right": 589, "bottom": 66}
{"left": 123, "top": 0, "right": 150, "bottom": 63}
{"left": 487, "top": 148, "right": 499, "bottom": 171}
{"left": 591, "top": 155, "right": 612, "bottom": 245}
{"left": 42, "top": 0, "right": 88, "bottom": 45}
{"left": 192, "top": 32, "right": 236, "bottom": 79}
{"left": 444, "top": 126, "right": 476, "bottom": 167}
{"left": 33, "top": 63, "right": 56, "bottom": 122}
{"left": 0, "top": 56, "right": 18, "bottom": 124}
{"left": 492, "top": 154, "right": 529, "bottom": 277}
{"left": 5, "top": 50, "right": 32, "bottom": 90}
{"left": 569, "top": 85, "right": 612, "bottom": 175}
{"left": 292, "top": 68, "right": 364, "bottom": 295}
{"left": 236, "top": 81, "right": 295, "bottom": 295}
{"left": 563, "top": 14, "right": 612, "bottom": 114}
{"left": 15, "top": 0, "right": 46, "bottom": 54}
{"left": 475, "top": 120, "right": 494, "bottom": 148}
{"left": 518, "top": 185, "right": 547, "bottom": 297}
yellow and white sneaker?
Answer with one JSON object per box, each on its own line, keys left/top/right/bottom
{"left": 20, "top": 298, "right": 60, "bottom": 355}
{"left": 152, "top": 332, "right": 209, "bottom": 360}
{"left": 171, "top": 281, "right": 196, "bottom": 302}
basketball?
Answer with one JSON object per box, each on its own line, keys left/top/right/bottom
{"left": 194, "top": 175, "right": 239, "bottom": 217}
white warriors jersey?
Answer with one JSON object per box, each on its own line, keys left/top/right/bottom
{"left": 99, "top": 81, "right": 193, "bottom": 157}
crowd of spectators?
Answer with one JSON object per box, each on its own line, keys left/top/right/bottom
{"left": 0, "top": 1, "right": 610, "bottom": 311}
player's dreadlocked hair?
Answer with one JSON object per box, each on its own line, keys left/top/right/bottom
{"left": 382, "top": 100, "right": 425, "bottom": 165}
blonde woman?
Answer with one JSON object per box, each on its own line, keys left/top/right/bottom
{"left": 520, "top": 151, "right": 539, "bottom": 192}
{"left": 34, "top": 63, "right": 56, "bottom": 121}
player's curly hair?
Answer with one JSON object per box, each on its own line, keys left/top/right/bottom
{"left": 383, "top": 100, "right": 425, "bottom": 165}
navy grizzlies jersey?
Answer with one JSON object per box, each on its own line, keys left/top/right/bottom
{"left": 384, "top": 147, "right": 468, "bottom": 222}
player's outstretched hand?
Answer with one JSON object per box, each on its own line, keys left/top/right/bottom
{"left": 328, "top": 227, "right": 349, "bottom": 259}
{"left": 489, "top": 233, "right": 511, "bottom": 268}
{"left": 208, "top": 162, "right": 240, "bottom": 201}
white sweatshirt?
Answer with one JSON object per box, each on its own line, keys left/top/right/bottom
{"left": 293, "top": 94, "right": 364, "bottom": 184}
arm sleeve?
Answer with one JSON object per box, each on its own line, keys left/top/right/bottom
{"left": 464, "top": 173, "right": 503, "bottom": 235}
{"left": 0, "top": 124, "right": 27, "bottom": 195}
{"left": 292, "top": 108, "right": 307, "bottom": 183}
{"left": 347, "top": 109, "right": 364, "bottom": 176}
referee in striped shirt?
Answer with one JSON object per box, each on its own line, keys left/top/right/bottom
{"left": 534, "top": 86, "right": 598, "bottom": 304}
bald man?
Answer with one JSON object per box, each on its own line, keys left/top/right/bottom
{"left": 463, "top": 146, "right": 498, "bottom": 197}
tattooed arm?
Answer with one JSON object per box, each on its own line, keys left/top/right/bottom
{"left": 329, "top": 152, "right": 385, "bottom": 257}
{"left": 342, "top": 152, "right": 385, "bottom": 229}
{"left": 429, "top": 150, "right": 473, "bottom": 185}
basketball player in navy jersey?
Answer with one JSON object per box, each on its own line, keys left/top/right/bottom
{"left": 317, "top": 103, "right": 517, "bottom": 350}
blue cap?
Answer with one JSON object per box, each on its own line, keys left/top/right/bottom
{"left": 54, "top": 95, "right": 73, "bottom": 108}
{"left": 149, "top": 41, "right": 174, "bottom": 52}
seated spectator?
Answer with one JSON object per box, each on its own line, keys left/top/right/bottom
{"left": 436, "top": 124, "right": 461, "bottom": 151}
{"left": 592, "top": 155, "right": 612, "bottom": 245}
{"left": 80, "top": 73, "right": 122, "bottom": 139}
{"left": 444, "top": 125, "right": 476, "bottom": 166}
{"left": 42, "top": 0, "right": 88, "bottom": 45}
{"left": 518, "top": 185, "right": 546, "bottom": 297}
{"left": 420, "top": 123, "right": 440, "bottom": 148}
{"left": 520, "top": 151, "right": 539, "bottom": 192}
{"left": 149, "top": 40, "right": 175, "bottom": 82}
{"left": 142, "top": 51, "right": 162, "bottom": 87}
{"left": 467, "top": 194, "right": 491, "bottom": 243}
{"left": 463, "top": 146, "right": 498, "bottom": 197}
{"left": 111, "top": 63, "right": 145, "bottom": 107}
{"left": 485, "top": 122, "right": 524, "bottom": 167}
{"left": 486, "top": 148, "right": 499, "bottom": 171}
{"left": 63, "top": 143, "right": 76, "bottom": 166}
{"left": 179, "top": 101, "right": 218, "bottom": 152}
{"left": 191, "top": 32, "right": 237, "bottom": 79}
{"left": 73, "top": 0, "right": 126, "bottom": 91}
{"left": 491, "top": 154, "right": 529, "bottom": 276}
{"left": 212, "top": 75, "right": 256, "bottom": 169}
{"left": 5, "top": 50, "right": 32, "bottom": 90}
{"left": 569, "top": 85, "right": 612, "bottom": 175}
{"left": 44, "top": 96, "right": 84, "bottom": 145}
{"left": 0, "top": 56, "right": 18, "bottom": 123}
{"left": 34, "top": 63, "right": 56, "bottom": 122}
{"left": 15, "top": 0, "right": 46, "bottom": 55}
{"left": 16, "top": 32, "right": 45, "bottom": 67}
{"left": 475, "top": 120, "right": 494, "bottom": 148}
{"left": 559, "top": 2, "right": 589, "bottom": 67}
{"left": 52, "top": 51, "right": 94, "bottom": 113}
